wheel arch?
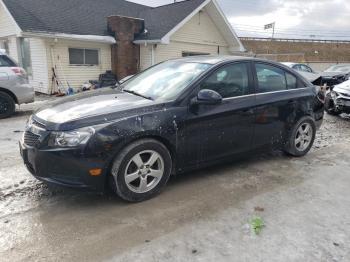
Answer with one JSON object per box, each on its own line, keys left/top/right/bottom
{"left": 104, "top": 134, "right": 177, "bottom": 190}
{"left": 0, "top": 87, "right": 18, "bottom": 104}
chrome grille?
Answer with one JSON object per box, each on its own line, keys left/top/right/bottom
{"left": 23, "top": 131, "right": 40, "bottom": 147}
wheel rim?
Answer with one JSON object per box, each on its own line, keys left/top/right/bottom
{"left": 294, "top": 123, "right": 313, "bottom": 152}
{"left": 124, "top": 150, "right": 164, "bottom": 194}
{"left": 0, "top": 96, "right": 10, "bottom": 114}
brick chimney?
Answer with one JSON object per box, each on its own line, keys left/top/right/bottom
{"left": 107, "top": 16, "right": 144, "bottom": 80}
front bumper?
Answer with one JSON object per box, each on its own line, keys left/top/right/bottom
{"left": 334, "top": 97, "right": 350, "bottom": 113}
{"left": 19, "top": 142, "right": 108, "bottom": 191}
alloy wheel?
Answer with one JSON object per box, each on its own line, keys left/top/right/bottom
{"left": 294, "top": 123, "right": 313, "bottom": 152}
{"left": 124, "top": 150, "right": 164, "bottom": 193}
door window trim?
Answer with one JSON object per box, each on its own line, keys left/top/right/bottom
{"left": 222, "top": 86, "right": 310, "bottom": 101}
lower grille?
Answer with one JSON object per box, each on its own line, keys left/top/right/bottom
{"left": 24, "top": 131, "right": 40, "bottom": 147}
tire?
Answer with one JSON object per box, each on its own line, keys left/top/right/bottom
{"left": 324, "top": 93, "right": 341, "bottom": 116}
{"left": 284, "top": 117, "right": 316, "bottom": 157}
{"left": 0, "top": 91, "right": 15, "bottom": 119}
{"left": 110, "top": 139, "right": 172, "bottom": 202}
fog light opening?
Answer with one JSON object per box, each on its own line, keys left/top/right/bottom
{"left": 89, "top": 168, "right": 102, "bottom": 176}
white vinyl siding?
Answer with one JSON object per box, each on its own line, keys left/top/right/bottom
{"left": 171, "top": 9, "right": 228, "bottom": 46}
{"left": 7, "top": 36, "right": 19, "bottom": 62}
{"left": 47, "top": 39, "right": 112, "bottom": 93}
{"left": 0, "top": 0, "right": 20, "bottom": 38}
{"left": 140, "top": 45, "right": 153, "bottom": 71}
{"left": 155, "top": 41, "right": 229, "bottom": 64}
{"left": 28, "top": 38, "right": 49, "bottom": 93}
{"left": 139, "top": 8, "right": 231, "bottom": 71}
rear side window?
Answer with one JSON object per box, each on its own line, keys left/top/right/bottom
{"left": 255, "top": 63, "right": 287, "bottom": 93}
{"left": 255, "top": 63, "right": 302, "bottom": 93}
{"left": 0, "top": 55, "right": 16, "bottom": 67}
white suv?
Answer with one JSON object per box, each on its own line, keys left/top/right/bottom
{"left": 0, "top": 50, "right": 34, "bottom": 118}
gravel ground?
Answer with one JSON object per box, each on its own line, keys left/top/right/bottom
{"left": 0, "top": 98, "right": 350, "bottom": 261}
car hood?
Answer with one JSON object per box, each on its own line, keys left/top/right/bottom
{"left": 35, "top": 88, "right": 155, "bottom": 127}
{"left": 333, "top": 80, "right": 350, "bottom": 94}
{"left": 320, "top": 71, "right": 346, "bottom": 77}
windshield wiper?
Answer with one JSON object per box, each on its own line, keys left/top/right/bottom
{"left": 123, "top": 89, "right": 153, "bottom": 100}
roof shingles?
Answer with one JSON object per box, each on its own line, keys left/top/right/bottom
{"left": 3, "top": 0, "right": 206, "bottom": 40}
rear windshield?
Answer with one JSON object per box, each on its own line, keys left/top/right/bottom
{"left": 0, "top": 55, "right": 17, "bottom": 67}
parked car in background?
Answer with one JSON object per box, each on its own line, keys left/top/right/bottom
{"left": 282, "top": 62, "right": 316, "bottom": 74}
{"left": 281, "top": 62, "right": 322, "bottom": 85}
{"left": 321, "top": 64, "right": 350, "bottom": 86}
{"left": 20, "top": 56, "right": 324, "bottom": 202}
{"left": 0, "top": 50, "right": 34, "bottom": 119}
{"left": 325, "top": 79, "right": 350, "bottom": 115}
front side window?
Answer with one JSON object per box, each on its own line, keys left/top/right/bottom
{"left": 122, "top": 61, "right": 211, "bottom": 101}
{"left": 200, "top": 63, "right": 250, "bottom": 98}
{"left": 69, "top": 48, "right": 99, "bottom": 65}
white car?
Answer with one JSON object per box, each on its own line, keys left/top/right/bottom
{"left": 325, "top": 79, "right": 350, "bottom": 115}
{"left": 0, "top": 50, "right": 34, "bottom": 118}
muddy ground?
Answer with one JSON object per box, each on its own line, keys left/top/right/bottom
{"left": 0, "top": 100, "right": 350, "bottom": 261}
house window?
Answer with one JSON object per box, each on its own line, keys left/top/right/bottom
{"left": 69, "top": 48, "right": 99, "bottom": 65}
{"left": 182, "top": 51, "right": 210, "bottom": 57}
{"left": 19, "top": 38, "right": 32, "bottom": 76}
{"left": 0, "top": 40, "right": 9, "bottom": 54}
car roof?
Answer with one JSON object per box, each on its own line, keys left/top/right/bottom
{"left": 169, "top": 55, "right": 279, "bottom": 65}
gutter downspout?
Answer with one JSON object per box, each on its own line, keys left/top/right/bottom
{"left": 151, "top": 44, "right": 155, "bottom": 66}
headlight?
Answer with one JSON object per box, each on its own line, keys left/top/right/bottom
{"left": 49, "top": 127, "right": 95, "bottom": 147}
{"left": 331, "top": 91, "right": 339, "bottom": 99}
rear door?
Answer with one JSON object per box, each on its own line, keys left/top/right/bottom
{"left": 252, "top": 62, "right": 306, "bottom": 148}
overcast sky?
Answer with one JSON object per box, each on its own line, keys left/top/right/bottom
{"left": 129, "top": 0, "right": 350, "bottom": 40}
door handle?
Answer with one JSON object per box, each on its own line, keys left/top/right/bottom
{"left": 288, "top": 100, "right": 297, "bottom": 105}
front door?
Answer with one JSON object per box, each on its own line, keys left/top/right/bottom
{"left": 185, "top": 62, "right": 256, "bottom": 163}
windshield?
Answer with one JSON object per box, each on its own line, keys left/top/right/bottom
{"left": 122, "top": 61, "right": 212, "bottom": 101}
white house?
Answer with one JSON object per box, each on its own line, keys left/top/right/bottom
{"left": 0, "top": 0, "right": 245, "bottom": 94}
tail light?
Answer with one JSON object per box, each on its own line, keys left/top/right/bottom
{"left": 11, "top": 67, "right": 27, "bottom": 76}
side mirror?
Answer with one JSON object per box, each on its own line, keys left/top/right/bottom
{"left": 193, "top": 89, "right": 223, "bottom": 105}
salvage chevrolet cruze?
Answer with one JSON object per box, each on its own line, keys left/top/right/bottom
{"left": 20, "top": 56, "right": 324, "bottom": 202}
